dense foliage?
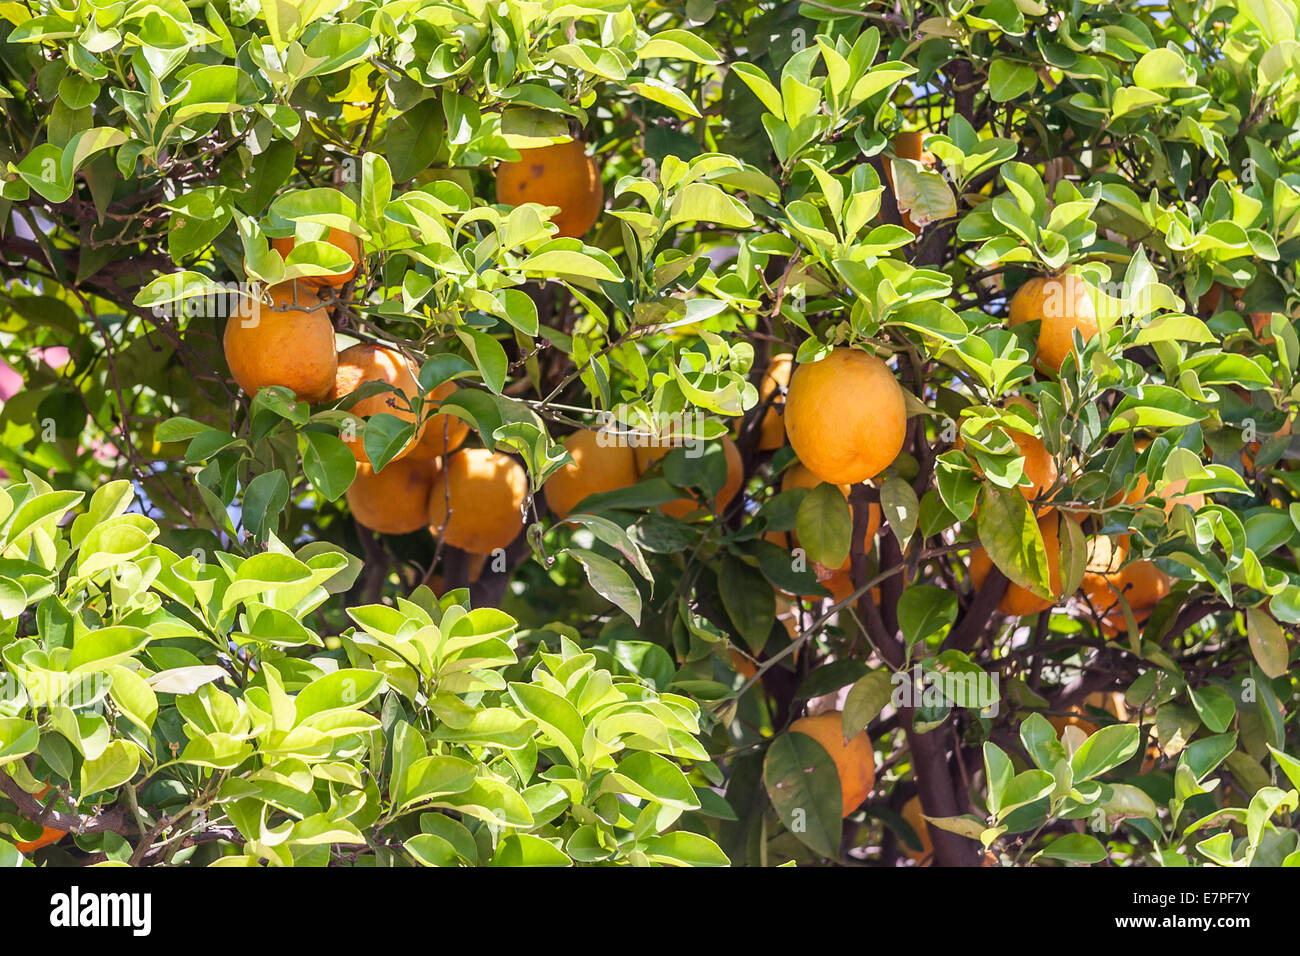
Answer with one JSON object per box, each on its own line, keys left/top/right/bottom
{"left": 2, "top": 0, "right": 1300, "bottom": 866}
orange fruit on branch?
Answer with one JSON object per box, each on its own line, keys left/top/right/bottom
{"left": 961, "top": 396, "right": 1058, "bottom": 506}
{"left": 495, "top": 140, "right": 603, "bottom": 239}
{"left": 14, "top": 784, "right": 66, "bottom": 854}
{"left": 763, "top": 463, "right": 882, "bottom": 596}
{"left": 900, "top": 795, "right": 934, "bottom": 863}
{"left": 407, "top": 380, "right": 470, "bottom": 460}
{"left": 428, "top": 448, "right": 528, "bottom": 553}
{"left": 757, "top": 353, "right": 793, "bottom": 451}
{"left": 1008, "top": 274, "right": 1099, "bottom": 372}
{"left": 789, "top": 710, "right": 875, "bottom": 818}
{"left": 328, "top": 344, "right": 427, "bottom": 467}
{"left": 346, "top": 457, "right": 436, "bottom": 535}
{"left": 1079, "top": 535, "right": 1170, "bottom": 636}
{"left": 544, "top": 429, "right": 640, "bottom": 519}
{"left": 968, "top": 511, "right": 1066, "bottom": 616}
{"left": 634, "top": 434, "right": 744, "bottom": 520}
{"left": 271, "top": 227, "right": 361, "bottom": 289}
{"left": 784, "top": 348, "right": 907, "bottom": 485}
{"left": 223, "top": 283, "right": 337, "bottom": 402}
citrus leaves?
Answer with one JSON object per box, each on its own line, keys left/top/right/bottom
{"left": 720, "top": 553, "right": 775, "bottom": 655}
{"left": 0, "top": 476, "right": 724, "bottom": 866}
{"left": 890, "top": 159, "right": 956, "bottom": 230}
{"left": 763, "top": 732, "right": 843, "bottom": 859}
{"left": 976, "top": 486, "right": 1052, "bottom": 598}
{"left": 1246, "top": 607, "right": 1291, "bottom": 679}
{"left": 795, "top": 483, "right": 851, "bottom": 568}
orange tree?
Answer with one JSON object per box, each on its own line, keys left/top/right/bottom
{"left": 1, "top": 0, "right": 1299, "bottom": 867}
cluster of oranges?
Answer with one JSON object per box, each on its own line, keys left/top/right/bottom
{"left": 220, "top": 139, "right": 606, "bottom": 562}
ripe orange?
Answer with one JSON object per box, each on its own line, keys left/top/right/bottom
{"left": 328, "top": 344, "right": 427, "bottom": 467}
{"left": 729, "top": 648, "right": 759, "bottom": 680}
{"left": 789, "top": 710, "right": 875, "bottom": 818}
{"left": 495, "top": 140, "right": 603, "bottom": 239}
{"left": 1000, "top": 396, "right": 1058, "bottom": 504}
{"left": 757, "top": 353, "right": 793, "bottom": 451}
{"left": 271, "top": 227, "right": 361, "bottom": 288}
{"left": 968, "top": 511, "right": 1065, "bottom": 616}
{"left": 14, "top": 785, "right": 66, "bottom": 854}
{"left": 1008, "top": 274, "right": 1099, "bottom": 372}
{"left": 1251, "top": 312, "right": 1270, "bottom": 340}
{"left": 408, "top": 380, "right": 470, "bottom": 460}
{"left": 544, "top": 429, "right": 639, "bottom": 519}
{"left": 223, "top": 283, "right": 337, "bottom": 402}
{"left": 15, "top": 826, "right": 65, "bottom": 854}
{"left": 1110, "top": 440, "right": 1205, "bottom": 513}
{"left": 764, "top": 464, "right": 882, "bottom": 596}
{"left": 428, "top": 448, "right": 528, "bottom": 553}
{"left": 346, "top": 457, "right": 436, "bottom": 535}
{"left": 900, "top": 795, "right": 933, "bottom": 863}
{"left": 784, "top": 348, "right": 907, "bottom": 485}
{"left": 961, "top": 396, "right": 1058, "bottom": 506}
{"left": 1079, "top": 535, "right": 1169, "bottom": 635}
{"left": 634, "top": 435, "right": 743, "bottom": 520}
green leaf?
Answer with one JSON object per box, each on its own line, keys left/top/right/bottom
{"left": 301, "top": 431, "right": 356, "bottom": 502}
{"left": 998, "top": 770, "right": 1055, "bottom": 818}
{"left": 0, "top": 718, "right": 39, "bottom": 766}
{"left": 520, "top": 247, "right": 622, "bottom": 282}
{"left": 898, "top": 585, "right": 957, "bottom": 648}
{"left": 605, "top": 750, "right": 700, "bottom": 810}
{"left": 221, "top": 552, "right": 313, "bottom": 612}
{"left": 984, "top": 742, "right": 1014, "bottom": 817}
{"left": 569, "top": 548, "right": 642, "bottom": 626}
{"left": 639, "top": 831, "right": 729, "bottom": 866}
{"left": 1037, "top": 832, "right": 1107, "bottom": 865}
{"left": 384, "top": 97, "right": 445, "bottom": 182}
{"left": 977, "top": 485, "right": 1050, "bottom": 598}
{"left": 489, "top": 833, "right": 571, "bottom": 867}
{"left": 795, "top": 482, "right": 851, "bottom": 568}
{"left": 456, "top": 329, "right": 508, "bottom": 395}
{"left": 763, "top": 732, "right": 843, "bottom": 858}
{"left": 1133, "top": 48, "right": 1191, "bottom": 90}
{"left": 880, "top": 474, "right": 919, "bottom": 547}
{"left": 1070, "top": 724, "right": 1140, "bottom": 781}
{"left": 80, "top": 740, "right": 139, "bottom": 796}
{"left": 638, "top": 30, "right": 722, "bottom": 64}
{"left": 361, "top": 414, "right": 415, "bottom": 474}
{"left": 719, "top": 553, "right": 776, "bottom": 655}
{"left": 69, "top": 626, "right": 150, "bottom": 671}
{"left": 988, "top": 59, "right": 1037, "bottom": 101}
{"left": 842, "top": 672, "right": 893, "bottom": 738}
{"left": 294, "top": 669, "right": 386, "bottom": 722}
{"left": 630, "top": 80, "right": 700, "bottom": 117}
{"left": 1189, "top": 685, "right": 1236, "bottom": 734}
{"left": 507, "top": 682, "right": 585, "bottom": 769}
{"left": 667, "top": 182, "right": 755, "bottom": 229}
{"left": 242, "top": 470, "right": 289, "bottom": 540}
{"left": 1246, "top": 607, "right": 1290, "bottom": 679}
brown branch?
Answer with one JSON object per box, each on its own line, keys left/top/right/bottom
{"left": 0, "top": 773, "right": 132, "bottom": 837}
